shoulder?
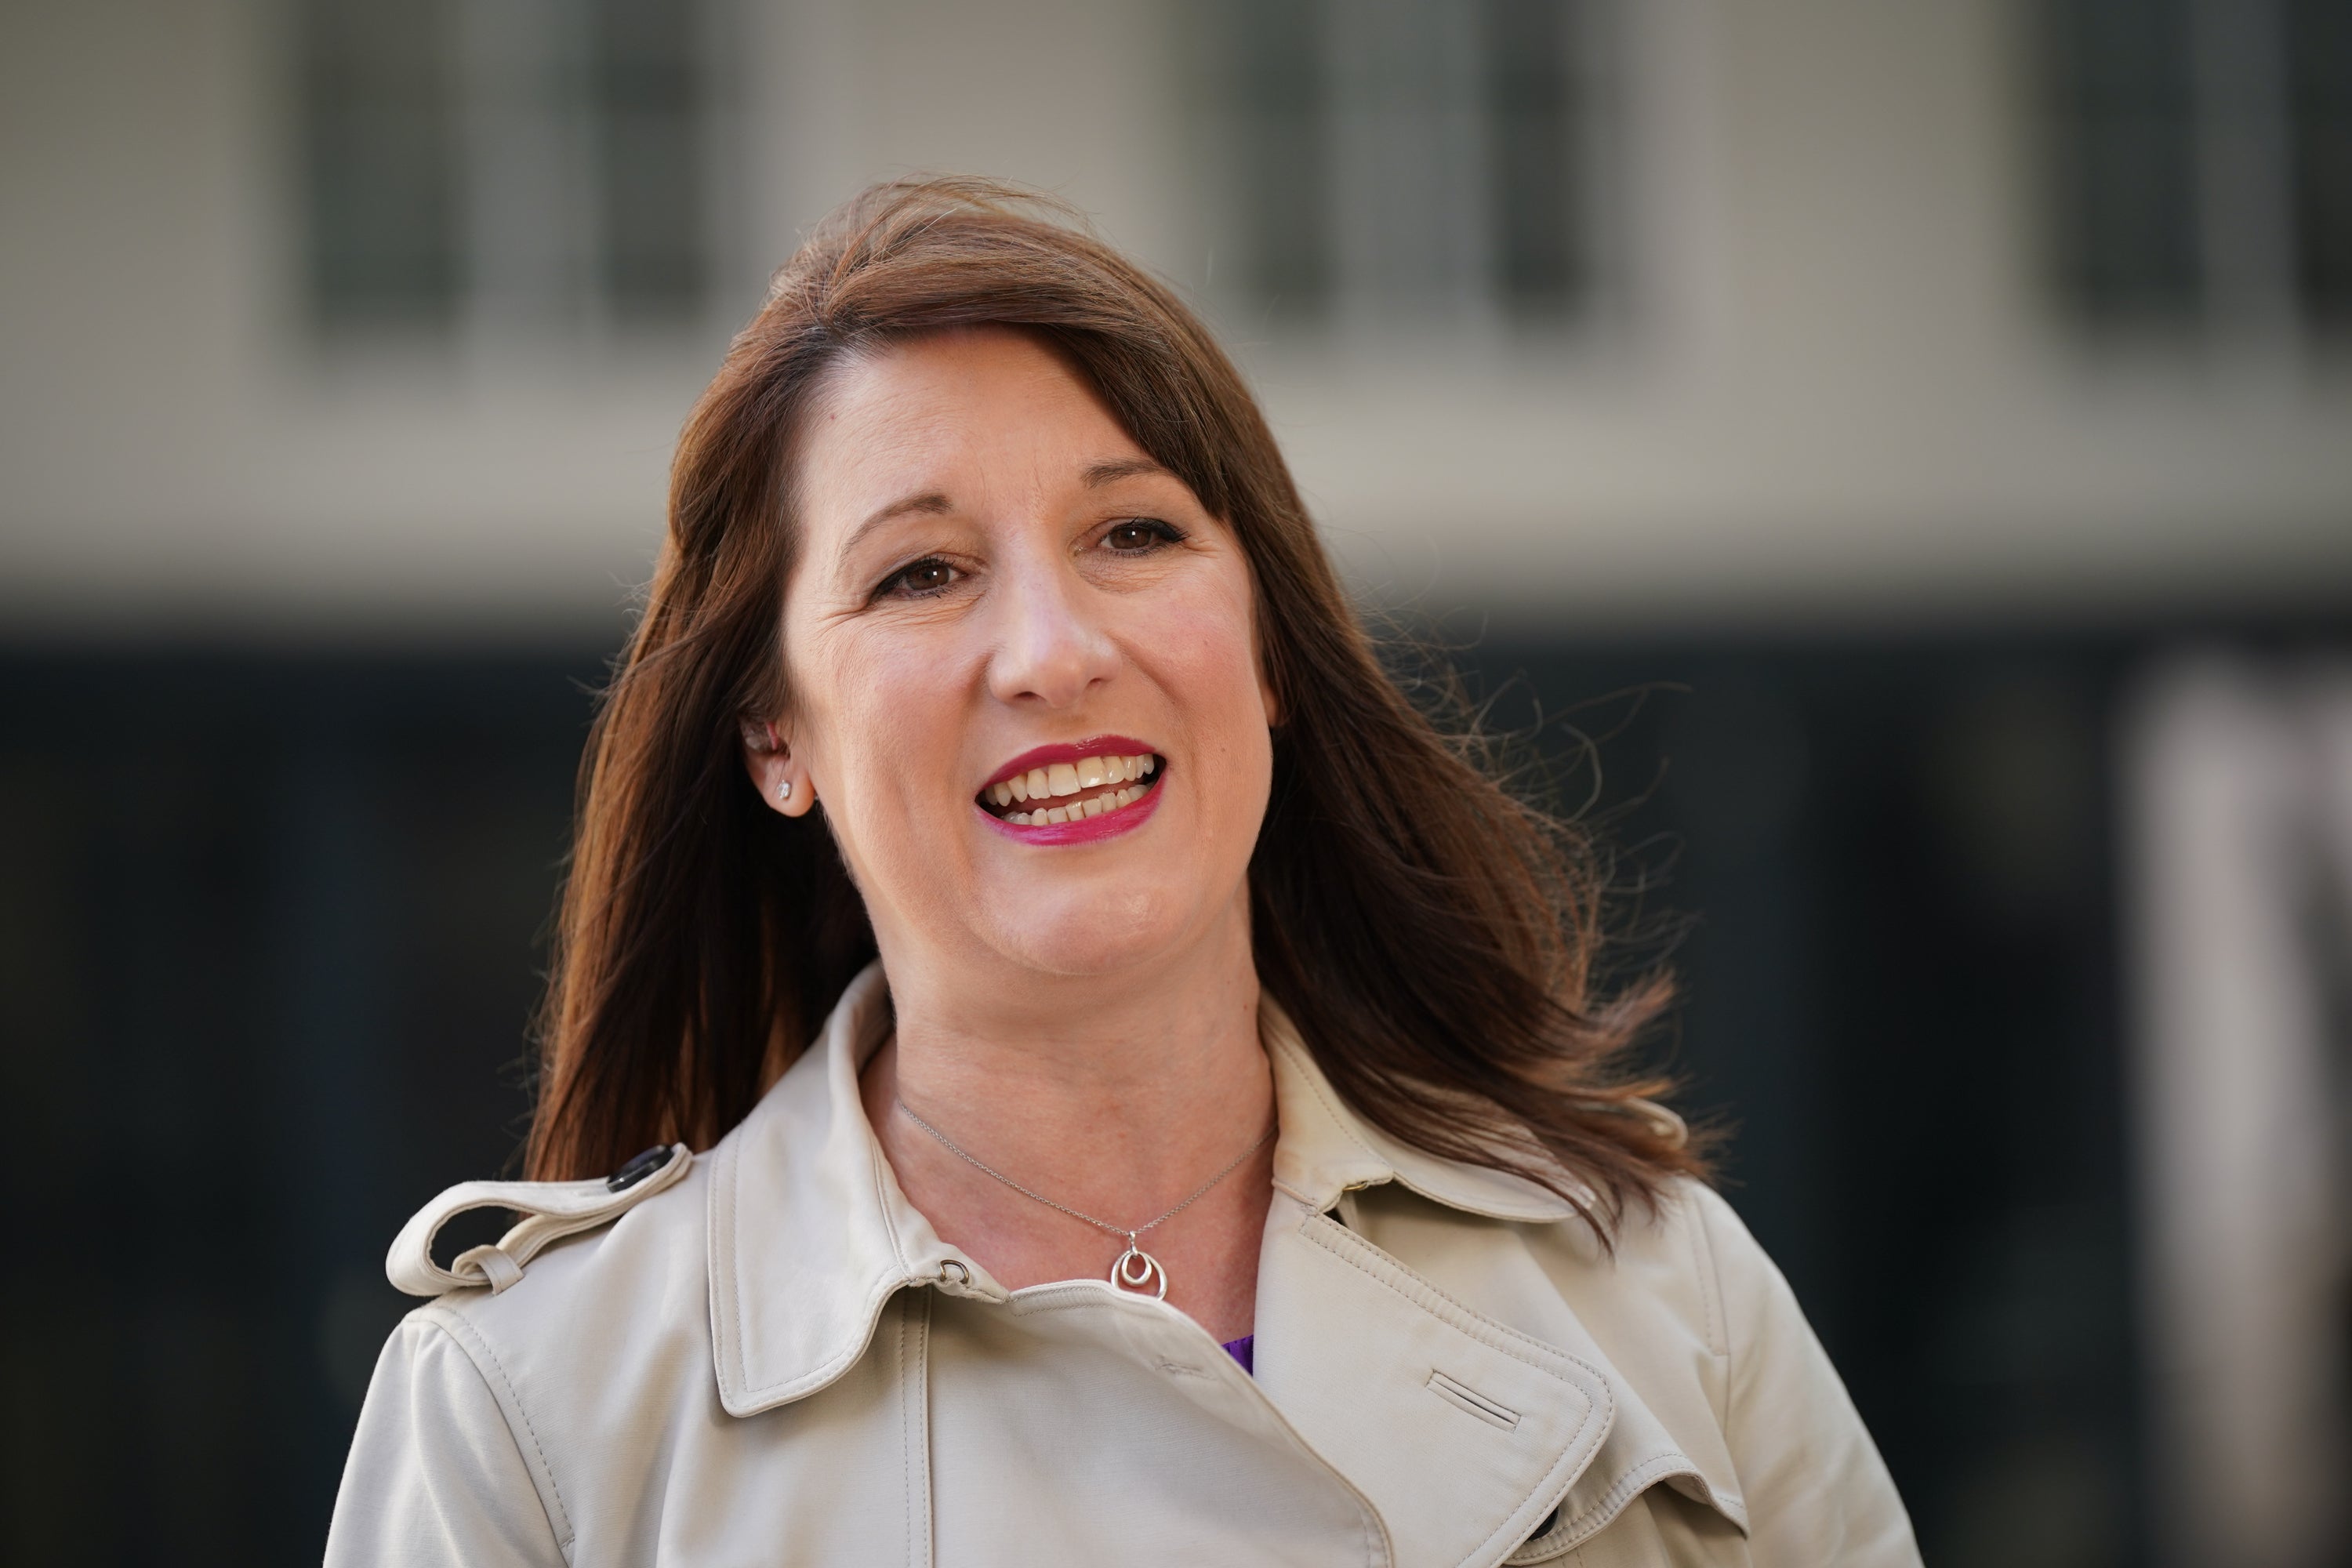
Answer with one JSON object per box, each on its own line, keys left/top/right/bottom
{"left": 332, "top": 1160, "right": 717, "bottom": 1568}
{"left": 416, "top": 1147, "right": 715, "bottom": 1365}
{"left": 1583, "top": 1182, "right": 1922, "bottom": 1562}
{"left": 379, "top": 1144, "right": 721, "bottom": 1462}
{"left": 1610, "top": 1177, "right": 1825, "bottom": 1370}
{"left": 1475, "top": 1177, "right": 1738, "bottom": 1350}
{"left": 339, "top": 1150, "right": 724, "bottom": 1554}
{"left": 1598, "top": 1177, "right": 1773, "bottom": 1345}
{"left": 1537, "top": 1176, "right": 1837, "bottom": 1392}
{"left": 328, "top": 1311, "right": 574, "bottom": 1566}
{"left": 332, "top": 1142, "right": 753, "bottom": 1568}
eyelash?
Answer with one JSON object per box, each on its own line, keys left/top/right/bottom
{"left": 1102, "top": 517, "right": 1185, "bottom": 552}
{"left": 876, "top": 557, "right": 960, "bottom": 600}
{"left": 871, "top": 518, "right": 1185, "bottom": 601}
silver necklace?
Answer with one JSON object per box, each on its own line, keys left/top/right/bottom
{"left": 894, "top": 1096, "right": 1276, "bottom": 1301}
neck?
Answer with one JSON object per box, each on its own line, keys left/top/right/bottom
{"left": 856, "top": 895, "right": 1276, "bottom": 1338}
{"left": 874, "top": 902, "right": 1269, "bottom": 1201}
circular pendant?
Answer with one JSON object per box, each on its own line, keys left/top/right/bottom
{"left": 1110, "top": 1243, "right": 1169, "bottom": 1300}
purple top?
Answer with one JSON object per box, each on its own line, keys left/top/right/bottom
{"left": 1221, "top": 1334, "right": 1254, "bottom": 1375}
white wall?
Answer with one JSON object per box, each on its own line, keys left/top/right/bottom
{"left": 2, "top": 0, "right": 2347, "bottom": 641}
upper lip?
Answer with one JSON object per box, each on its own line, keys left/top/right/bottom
{"left": 981, "top": 735, "right": 1160, "bottom": 789}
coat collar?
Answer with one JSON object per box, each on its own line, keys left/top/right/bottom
{"left": 703, "top": 965, "right": 1744, "bottom": 1549}
{"left": 1259, "top": 994, "right": 1592, "bottom": 1225}
{"left": 706, "top": 967, "right": 1589, "bottom": 1414}
{"left": 705, "top": 962, "right": 985, "bottom": 1417}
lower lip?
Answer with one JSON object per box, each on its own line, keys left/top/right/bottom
{"left": 977, "top": 778, "right": 1164, "bottom": 845}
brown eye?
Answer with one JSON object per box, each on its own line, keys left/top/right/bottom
{"left": 882, "top": 557, "right": 960, "bottom": 597}
{"left": 1105, "top": 519, "right": 1179, "bottom": 552}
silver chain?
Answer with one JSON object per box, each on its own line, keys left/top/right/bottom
{"left": 893, "top": 1096, "right": 1276, "bottom": 1245}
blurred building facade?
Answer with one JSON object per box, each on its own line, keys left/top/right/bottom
{"left": 2, "top": 2, "right": 2348, "bottom": 1565}
{"left": 5, "top": 0, "right": 2348, "bottom": 635}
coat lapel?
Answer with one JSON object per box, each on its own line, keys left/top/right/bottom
{"left": 1254, "top": 1194, "right": 1616, "bottom": 1568}
{"left": 1255, "top": 1004, "right": 1748, "bottom": 1564}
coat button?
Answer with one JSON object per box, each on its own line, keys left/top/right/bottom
{"left": 606, "top": 1145, "right": 672, "bottom": 1192}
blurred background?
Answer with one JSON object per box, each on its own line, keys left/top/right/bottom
{"left": 2, "top": 0, "right": 2349, "bottom": 1562}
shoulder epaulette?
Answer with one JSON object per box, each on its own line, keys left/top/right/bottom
{"left": 387, "top": 1143, "right": 692, "bottom": 1297}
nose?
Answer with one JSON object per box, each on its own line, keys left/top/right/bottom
{"left": 985, "top": 551, "right": 1120, "bottom": 709}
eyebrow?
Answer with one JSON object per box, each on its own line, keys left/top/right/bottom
{"left": 838, "top": 460, "right": 1173, "bottom": 561}
{"left": 1082, "top": 458, "right": 1173, "bottom": 488}
{"left": 840, "top": 491, "right": 953, "bottom": 560}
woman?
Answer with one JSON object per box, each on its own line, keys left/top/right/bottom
{"left": 328, "top": 177, "right": 1918, "bottom": 1566}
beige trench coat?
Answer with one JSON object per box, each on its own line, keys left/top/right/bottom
{"left": 328, "top": 965, "right": 1920, "bottom": 1566}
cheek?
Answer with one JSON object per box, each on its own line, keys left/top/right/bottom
{"left": 843, "top": 650, "right": 959, "bottom": 789}
{"left": 787, "top": 626, "right": 964, "bottom": 843}
{"left": 1151, "top": 579, "right": 1274, "bottom": 782}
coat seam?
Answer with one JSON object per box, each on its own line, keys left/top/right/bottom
{"left": 1470, "top": 1403, "right": 1605, "bottom": 1566}
{"left": 898, "top": 1294, "right": 935, "bottom": 1568}
{"left": 1697, "top": 1195, "right": 1741, "bottom": 1443}
{"left": 1552, "top": 1454, "right": 1706, "bottom": 1552}
{"left": 1007, "top": 1287, "right": 1163, "bottom": 1320}
{"left": 898, "top": 1298, "right": 913, "bottom": 1568}
{"left": 1685, "top": 1192, "right": 1724, "bottom": 1361}
{"left": 421, "top": 1312, "right": 575, "bottom": 1558}
{"left": 717, "top": 1133, "right": 746, "bottom": 1396}
{"left": 1507, "top": 1454, "right": 1703, "bottom": 1563}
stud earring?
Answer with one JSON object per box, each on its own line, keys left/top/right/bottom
{"left": 778, "top": 779, "right": 793, "bottom": 803}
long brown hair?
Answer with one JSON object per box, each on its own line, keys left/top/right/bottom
{"left": 527, "top": 176, "right": 1703, "bottom": 1236}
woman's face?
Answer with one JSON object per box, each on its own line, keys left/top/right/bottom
{"left": 759, "top": 328, "right": 1276, "bottom": 985}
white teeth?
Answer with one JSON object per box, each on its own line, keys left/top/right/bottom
{"left": 989, "top": 753, "right": 1159, "bottom": 825}
{"left": 1000, "top": 779, "right": 1155, "bottom": 829}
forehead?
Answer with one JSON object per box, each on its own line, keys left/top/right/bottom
{"left": 797, "top": 328, "right": 1145, "bottom": 510}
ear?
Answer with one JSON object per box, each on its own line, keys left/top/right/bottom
{"left": 739, "top": 717, "right": 817, "bottom": 818}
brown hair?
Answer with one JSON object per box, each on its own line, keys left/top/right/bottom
{"left": 527, "top": 176, "right": 1702, "bottom": 1236}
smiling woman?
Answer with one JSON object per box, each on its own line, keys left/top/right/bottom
{"left": 326, "top": 178, "right": 1920, "bottom": 1567}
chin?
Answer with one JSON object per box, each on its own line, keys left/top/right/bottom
{"left": 983, "top": 887, "right": 1196, "bottom": 979}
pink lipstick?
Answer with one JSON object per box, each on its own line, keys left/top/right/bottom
{"left": 982, "top": 736, "right": 1158, "bottom": 789}
{"left": 975, "top": 735, "right": 1163, "bottom": 847}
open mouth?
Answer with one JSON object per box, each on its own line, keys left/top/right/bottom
{"left": 977, "top": 747, "right": 1162, "bottom": 828}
